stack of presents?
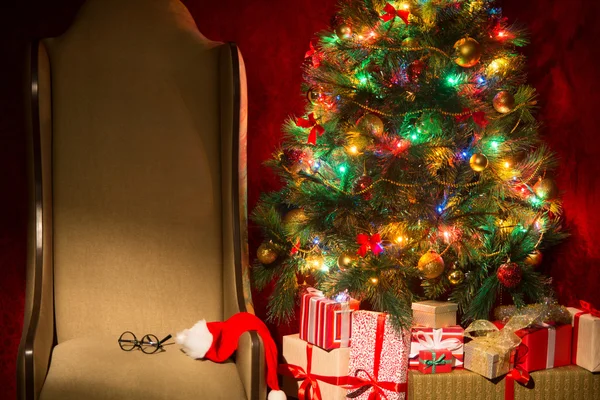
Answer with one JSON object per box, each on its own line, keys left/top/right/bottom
{"left": 279, "top": 288, "right": 600, "bottom": 399}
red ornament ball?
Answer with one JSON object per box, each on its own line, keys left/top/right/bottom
{"left": 282, "top": 148, "right": 303, "bottom": 164}
{"left": 497, "top": 262, "right": 522, "bottom": 288}
{"left": 354, "top": 175, "right": 373, "bottom": 200}
{"left": 407, "top": 59, "right": 426, "bottom": 82}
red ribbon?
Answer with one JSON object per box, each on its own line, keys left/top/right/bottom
{"left": 356, "top": 233, "right": 383, "bottom": 257}
{"left": 380, "top": 3, "right": 410, "bottom": 24}
{"left": 504, "top": 367, "right": 530, "bottom": 400}
{"left": 455, "top": 108, "right": 488, "bottom": 128}
{"left": 278, "top": 340, "right": 407, "bottom": 400}
{"left": 296, "top": 113, "right": 325, "bottom": 145}
{"left": 572, "top": 300, "right": 600, "bottom": 364}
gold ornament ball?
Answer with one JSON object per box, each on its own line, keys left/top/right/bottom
{"left": 357, "top": 114, "right": 385, "bottom": 136}
{"left": 417, "top": 250, "right": 445, "bottom": 279}
{"left": 454, "top": 37, "right": 482, "bottom": 68}
{"left": 257, "top": 242, "right": 277, "bottom": 265}
{"left": 283, "top": 208, "right": 307, "bottom": 225}
{"left": 533, "top": 178, "right": 558, "bottom": 200}
{"left": 524, "top": 250, "right": 543, "bottom": 267}
{"left": 493, "top": 91, "right": 516, "bottom": 114}
{"left": 469, "top": 153, "right": 489, "bottom": 172}
{"left": 335, "top": 24, "right": 353, "bottom": 40}
{"left": 448, "top": 269, "right": 465, "bottom": 285}
{"left": 307, "top": 89, "right": 320, "bottom": 105}
{"left": 306, "top": 254, "right": 325, "bottom": 270}
{"left": 337, "top": 252, "right": 356, "bottom": 270}
{"left": 402, "top": 37, "right": 419, "bottom": 48}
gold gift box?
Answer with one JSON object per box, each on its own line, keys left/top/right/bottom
{"left": 407, "top": 365, "right": 600, "bottom": 400}
{"left": 463, "top": 341, "right": 512, "bottom": 379}
{"left": 412, "top": 300, "right": 458, "bottom": 328}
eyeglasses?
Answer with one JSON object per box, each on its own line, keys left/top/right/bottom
{"left": 118, "top": 331, "right": 172, "bottom": 354}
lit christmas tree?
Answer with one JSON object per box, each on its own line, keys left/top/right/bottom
{"left": 252, "top": 0, "right": 567, "bottom": 328}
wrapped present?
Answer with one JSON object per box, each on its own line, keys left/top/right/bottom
{"left": 463, "top": 311, "right": 538, "bottom": 379}
{"left": 493, "top": 321, "right": 572, "bottom": 372}
{"left": 347, "top": 311, "right": 410, "bottom": 400}
{"left": 418, "top": 349, "right": 454, "bottom": 374}
{"left": 407, "top": 365, "right": 600, "bottom": 400}
{"left": 409, "top": 326, "right": 464, "bottom": 368}
{"left": 568, "top": 300, "right": 600, "bottom": 372}
{"left": 411, "top": 300, "right": 458, "bottom": 328}
{"left": 279, "top": 334, "right": 350, "bottom": 400}
{"left": 299, "top": 288, "right": 360, "bottom": 350}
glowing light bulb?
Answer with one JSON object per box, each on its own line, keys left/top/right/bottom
{"left": 313, "top": 237, "right": 320, "bottom": 244}
{"left": 395, "top": 236, "right": 404, "bottom": 244}
{"left": 497, "top": 30, "right": 507, "bottom": 38}
{"left": 321, "top": 264, "right": 330, "bottom": 272}
{"left": 349, "top": 145, "right": 358, "bottom": 154}
{"left": 401, "top": 3, "right": 410, "bottom": 10}
{"left": 411, "top": 134, "right": 417, "bottom": 140}
{"left": 437, "top": 206, "right": 443, "bottom": 213}
{"left": 504, "top": 161, "right": 510, "bottom": 168}
{"left": 490, "top": 141, "right": 500, "bottom": 150}
{"left": 370, "top": 277, "right": 379, "bottom": 284}
{"left": 338, "top": 165, "right": 347, "bottom": 174}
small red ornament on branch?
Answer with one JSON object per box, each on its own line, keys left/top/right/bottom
{"left": 356, "top": 233, "right": 383, "bottom": 257}
{"left": 296, "top": 113, "right": 325, "bottom": 145}
{"left": 304, "top": 41, "right": 322, "bottom": 68}
{"left": 497, "top": 262, "right": 522, "bottom": 288}
{"left": 380, "top": 3, "right": 410, "bottom": 24}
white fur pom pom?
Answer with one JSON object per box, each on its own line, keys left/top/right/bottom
{"left": 268, "top": 390, "right": 287, "bottom": 400}
{"left": 175, "top": 320, "right": 213, "bottom": 359}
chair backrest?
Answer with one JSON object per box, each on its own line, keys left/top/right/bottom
{"left": 42, "top": 0, "right": 247, "bottom": 343}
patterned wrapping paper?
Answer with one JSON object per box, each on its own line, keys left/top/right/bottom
{"left": 409, "top": 326, "right": 464, "bottom": 368}
{"left": 463, "top": 341, "right": 513, "bottom": 379}
{"left": 567, "top": 304, "right": 600, "bottom": 372}
{"left": 281, "top": 334, "right": 350, "bottom": 400}
{"left": 299, "top": 288, "right": 360, "bottom": 350}
{"left": 493, "top": 321, "right": 572, "bottom": 372}
{"left": 407, "top": 365, "right": 600, "bottom": 400}
{"left": 411, "top": 300, "right": 458, "bottom": 328}
{"left": 348, "top": 311, "right": 411, "bottom": 400}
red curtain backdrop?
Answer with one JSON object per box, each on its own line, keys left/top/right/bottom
{"left": 1, "top": 0, "right": 599, "bottom": 398}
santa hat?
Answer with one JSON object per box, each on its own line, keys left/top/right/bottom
{"left": 176, "top": 312, "right": 286, "bottom": 400}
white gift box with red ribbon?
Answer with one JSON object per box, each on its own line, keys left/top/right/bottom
{"left": 409, "top": 326, "right": 464, "bottom": 368}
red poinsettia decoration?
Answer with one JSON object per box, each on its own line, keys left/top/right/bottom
{"left": 296, "top": 113, "right": 325, "bottom": 145}
{"left": 304, "top": 41, "right": 322, "bottom": 68}
{"left": 356, "top": 233, "right": 383, "bottom": 257}
{"left": 455, "top": 108, "right": 488, "bottom": 128}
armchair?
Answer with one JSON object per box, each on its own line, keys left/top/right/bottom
{"left": 17, "top": 0, "right": 265, "bottom": 398}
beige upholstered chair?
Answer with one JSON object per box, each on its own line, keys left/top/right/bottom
{"left": 17, "top": 0, "right": 266, "bottom": 399}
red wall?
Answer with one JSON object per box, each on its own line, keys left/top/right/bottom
{"left": 1, "top": 0, "right": 599, "bottom": 398}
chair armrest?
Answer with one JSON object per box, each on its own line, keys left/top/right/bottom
{"left": 236, "top": 331, "right": 266, "bottom": 400}
{"left": 17, "top": 40, "right": 55, "bottom": 400}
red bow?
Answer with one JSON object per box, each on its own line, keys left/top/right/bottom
{"left": 356, "top": 233, "right": 382, "bottom": 257}
{"left": 579, "top": 300, "right": 600, "bottom": 317}
{"left": 304, "top": 41, "right": 321, "bottom": 68}
{"left": 345, "top": 369, "right": 407, "bottom": 400}
{"left": 380, "top": 3, "right": 410, "bottom": 24}
{"left": 297, "top": 113, "right": 325, "bottom": 145}
{"left": 456, "top": 108, "right": 488, "bottom": 128}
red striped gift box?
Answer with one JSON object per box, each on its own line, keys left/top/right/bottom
{"left": 299, "top": 288, "right": 360, "bottom": 350}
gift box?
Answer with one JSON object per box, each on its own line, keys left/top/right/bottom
{"left": 568, "top": 301, "right": 600, "bottom": 372}
{"left": 280, "top": 334, "right": 350, "bottom": 400}
{"left": 463, "top": 340, "right": 513, "bottom": 379}
{"left": 406, "top": 365, "right": 600, "bottom": 400}
{"left": 494, "top": 321, "right": 572, "bottom": 372}
{"left": 409, "top": 326, "right": 464, "bottom": 368}
{"left": 299, "top": 288, "right": 360, "bottom": 350}
{"left": 347, "top": 310, "right": 410, "bottom": 400}
{"left": 411, "top": 300, "right": 458, "bottom": 328}
{"left": 418, "top": 349, "right": 454, "bottom": 374}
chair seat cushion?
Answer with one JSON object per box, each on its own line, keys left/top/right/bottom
{"left": 40, "top": 337, "right": 247, "bottom": 400}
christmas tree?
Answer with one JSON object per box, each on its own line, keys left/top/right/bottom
{"left": 252, "top": 0, "right": 567, "bottom": 328}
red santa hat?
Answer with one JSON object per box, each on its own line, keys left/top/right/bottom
{"left": 176, "top": 312, "right": 285, "bottom": 400}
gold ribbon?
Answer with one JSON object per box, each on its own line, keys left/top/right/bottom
{"left": 464, "top": 309, "right": 539, "bottom": 376}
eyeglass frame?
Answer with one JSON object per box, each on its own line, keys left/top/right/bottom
{"left": 118, "top": 331, "right": 172, "bottom": 354}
